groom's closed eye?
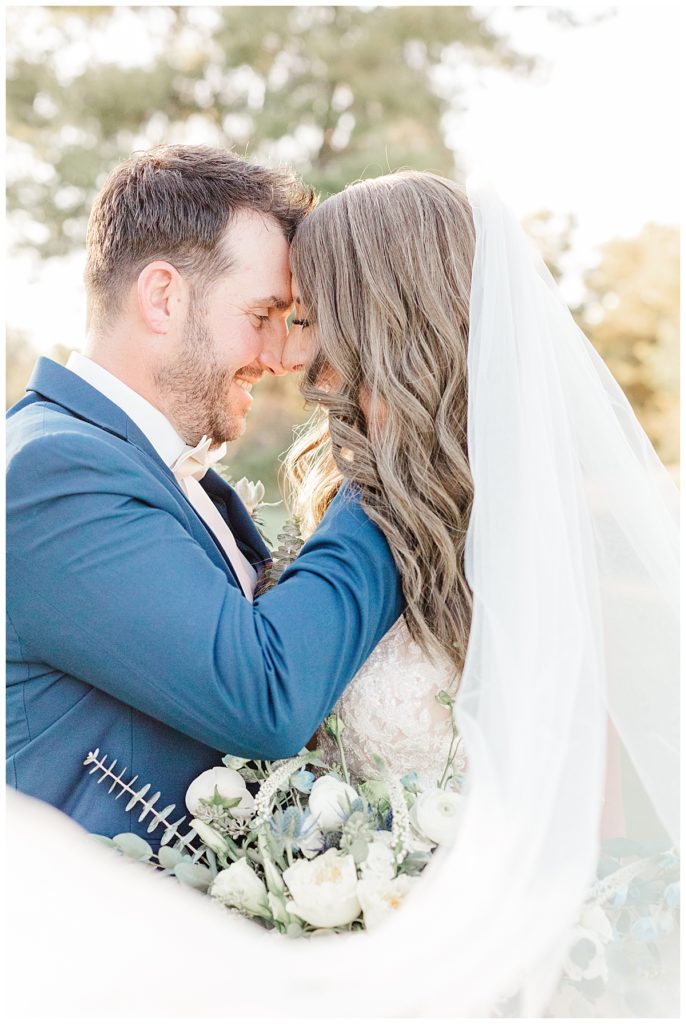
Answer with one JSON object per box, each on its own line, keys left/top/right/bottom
{"left": 248, "top": 297, "right": 294, "bottom": 333}
{"left": 249, "top": 295, "right": 293, "bottom": 321}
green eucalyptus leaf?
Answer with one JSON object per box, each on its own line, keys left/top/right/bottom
{"left": 157, "top": 846, "right": 186, "bottom": 870}
{"left": 91, "top": 834, "right": 117, "bottom": 849}
{"left": 113, "top": 832, "right": 154, "bottom": 861}
{"left": 173, "top": 861, "right": 214, "bottom": 891}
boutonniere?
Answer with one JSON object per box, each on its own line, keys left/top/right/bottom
{"left": 230, "top": 475, "right": 305, "bottom": 593}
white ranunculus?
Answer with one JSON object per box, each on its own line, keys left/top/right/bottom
{"left": 563, "top": 926, "right": 609, "bottom": 982}
{"left": 410, "top": 788, "right": 464, "bottom": 845}
{"left": 234, "top": 477, "right": 265, "bottom": 516}
{"left": 283, "top": 849, "right": 361, "bottom": 928}
{"left": 210, "top": 858, "right": 269, "bottom": 917}
{"left": 308, "top": 775, "right": 359, "bottom": 832}
{"left": 185, "top": 767, "right": 255, "bottom": 819}
{"left": 360, "top": 834, "right": 396, "bottom": 881}
{"left": 357, "top": 874, "right": 417, "bottom": 928}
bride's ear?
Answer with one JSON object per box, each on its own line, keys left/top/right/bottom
{"left": 136, "top": 260, "right": 188, "bottom": 335}
{"left": 359, "top": 386, "right": 387, "bottom": 437}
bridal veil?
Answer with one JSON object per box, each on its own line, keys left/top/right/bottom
{"left": 7, "top": 186, "right": 679, "bottom": 1018}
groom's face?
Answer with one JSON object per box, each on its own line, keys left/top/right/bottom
{"left": 158, "top": 209, "right": 293, "bottom": 445}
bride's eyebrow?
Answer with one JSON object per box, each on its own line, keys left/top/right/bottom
{"left": 250, "top": 294, "right": 292, "bottom": 311}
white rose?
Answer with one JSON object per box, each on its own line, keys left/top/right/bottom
{"left": 185, "top": 766, "right": 255, "bottom": 819}
{"left": 210, "top": 858, "right": 269, "bottom": 917}
{"left": 283, "top": 849, "right": 361, "bottom": 928}
{"left": 360, "top": 835, "right": 396, "bottom": 881}
{"left": 357, "top": 874, "right": 417, "bottom": 928}
{"left": 234, "top": 478, "right": 265, "bottom": 516}
{"left": 410, "top": 788, "right": 464, "bottom": 845}
{"left": 308, "top": 775, "right": 359, "bottom": 832}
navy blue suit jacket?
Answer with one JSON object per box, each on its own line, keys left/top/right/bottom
{"left": 6, "top": 358, "right": 403, "bottom": 840}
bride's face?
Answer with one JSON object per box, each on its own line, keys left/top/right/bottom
{"left": 283, "top": 278, "right": 339, "bottom": 391}
{"left": 282, "top": 278, "right": 314, "bottom": 375}
{"left": 284, "top": 276, "right": 383, "bottom": 432}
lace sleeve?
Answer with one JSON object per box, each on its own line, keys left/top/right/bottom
{"left": 316, "top": 619, "right": 466, "bottom": 787}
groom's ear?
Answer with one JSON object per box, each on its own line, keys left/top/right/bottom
{"left": 136, "top": 261, "right": 188, "bottom": 335}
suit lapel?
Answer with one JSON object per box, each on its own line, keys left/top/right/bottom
{"left": 202, "top": 469, "right": 272, "bottom": 569}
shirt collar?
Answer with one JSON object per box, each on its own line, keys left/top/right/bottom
{"left": 66, "top": 352, "right": 188, "bottom": 467}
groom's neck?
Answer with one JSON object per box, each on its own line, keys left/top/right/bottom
{"left": 83, "top": 326, "right": 163, "bottom": 413}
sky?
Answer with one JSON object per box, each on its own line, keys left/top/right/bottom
{"left": 5, "top": 2, "right": 681, "bottom": 353}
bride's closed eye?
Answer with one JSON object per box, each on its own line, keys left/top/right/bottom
{"left": 292, "top": 317, "right": 310, "bottom": 327}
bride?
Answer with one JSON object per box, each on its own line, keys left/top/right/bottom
{"left": 285, "top": 173, "right": 476, "bottom": 788}
{"left": 284, "top": 170, "right": 677, "bottom": 826}
{"left": 7, "top": 175, "right": 678, "bottom": 1019}
{"left": 278, "top": 171, "right": 678, "bottom": 1013}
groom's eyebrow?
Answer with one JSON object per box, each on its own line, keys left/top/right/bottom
{"left": 251, "top": 294, "right": 293, "bottom": 311}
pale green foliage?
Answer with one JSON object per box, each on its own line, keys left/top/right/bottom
{"left": 6, "top": 5, "right": 530, "bottom": 259}
{"left": 577, "top": 225, "right": 680, "bottom": 464}
{"left": 5, "top": 331, "right": 74, "bottom": 410}
{"left": 82, "top": 748, "right": 214, "bottom": 875}
{"left": 255, "top": 516, "right": 305, "bottom": 594}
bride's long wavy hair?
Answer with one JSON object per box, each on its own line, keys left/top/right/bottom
{"left": 286, "top": 171, "right": 475, "bottom": 673}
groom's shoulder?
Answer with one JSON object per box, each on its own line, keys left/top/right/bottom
{"left": 8, "top": 396, "right": 115, "bottom": 459}
{"left": 6, "top": 397, "right": 149, "bottom": 496}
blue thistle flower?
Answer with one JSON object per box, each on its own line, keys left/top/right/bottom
{"left": 290, "top": 769, "right": 315, "bottom": 794}
{"left": 323, "top": 831, "right": 342, "bottom": 851}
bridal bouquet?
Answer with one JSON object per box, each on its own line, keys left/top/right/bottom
{"left": 85, "top": 710, "right": 462, "bottom": 935}
{"left": 84, "top": 482, "right": 678, "bottom": 1007}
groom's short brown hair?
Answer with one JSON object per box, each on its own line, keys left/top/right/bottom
{"left": 84, "top": 144, "right": 316, "bottom": 328}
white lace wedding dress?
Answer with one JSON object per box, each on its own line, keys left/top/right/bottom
{"left": 315, "top": 615, "right": 467, "bottom": 787}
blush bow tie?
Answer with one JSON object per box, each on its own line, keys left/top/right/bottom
{"left": 170, "top": 435, "right": 256, "bottom": 601}
{"left": 171, "top": 435, "right": 228, "bottom": 482}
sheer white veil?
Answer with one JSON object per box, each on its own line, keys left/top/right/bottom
{"left": 6, "top": 185, "right": 679, "bottom": 1019}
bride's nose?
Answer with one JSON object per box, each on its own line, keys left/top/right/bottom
{"left": 282, "top": 323, "right": 312, "bottom": 373}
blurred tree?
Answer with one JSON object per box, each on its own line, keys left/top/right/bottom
{"left": 576, "top": 225, "right": 680, "bottom": 464}
{"left": 523, "top": 209, "right": 577, "bottom": 284}
{"left": 6, "top": 330, "right": 74, "bottom": 408}
{"left": 6, "top": 4, "right": 533, "bottom": 259}
{"left": 6, "top": 329, "right": 38, "bottom": 409}
{"left": 225, "top": 372, "right": 312, "bottom": 513}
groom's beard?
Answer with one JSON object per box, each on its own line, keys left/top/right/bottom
{"left": 154, "top": 307, "right": 248, "bottom": 446}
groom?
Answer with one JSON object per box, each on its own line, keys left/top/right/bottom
{"left": 6, "top": 145, "right": 403, "bottom": 840}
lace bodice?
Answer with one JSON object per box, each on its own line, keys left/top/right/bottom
{"left": 316, "top": 617, "right": 466, "bottom": 787}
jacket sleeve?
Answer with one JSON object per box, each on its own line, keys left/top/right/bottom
{"left": 6, "top": 430, "right": 404, "bottom": 758}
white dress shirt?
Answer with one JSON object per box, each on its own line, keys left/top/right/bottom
{"left": 66, "top": 352, "right": 257, "bottom": 598}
